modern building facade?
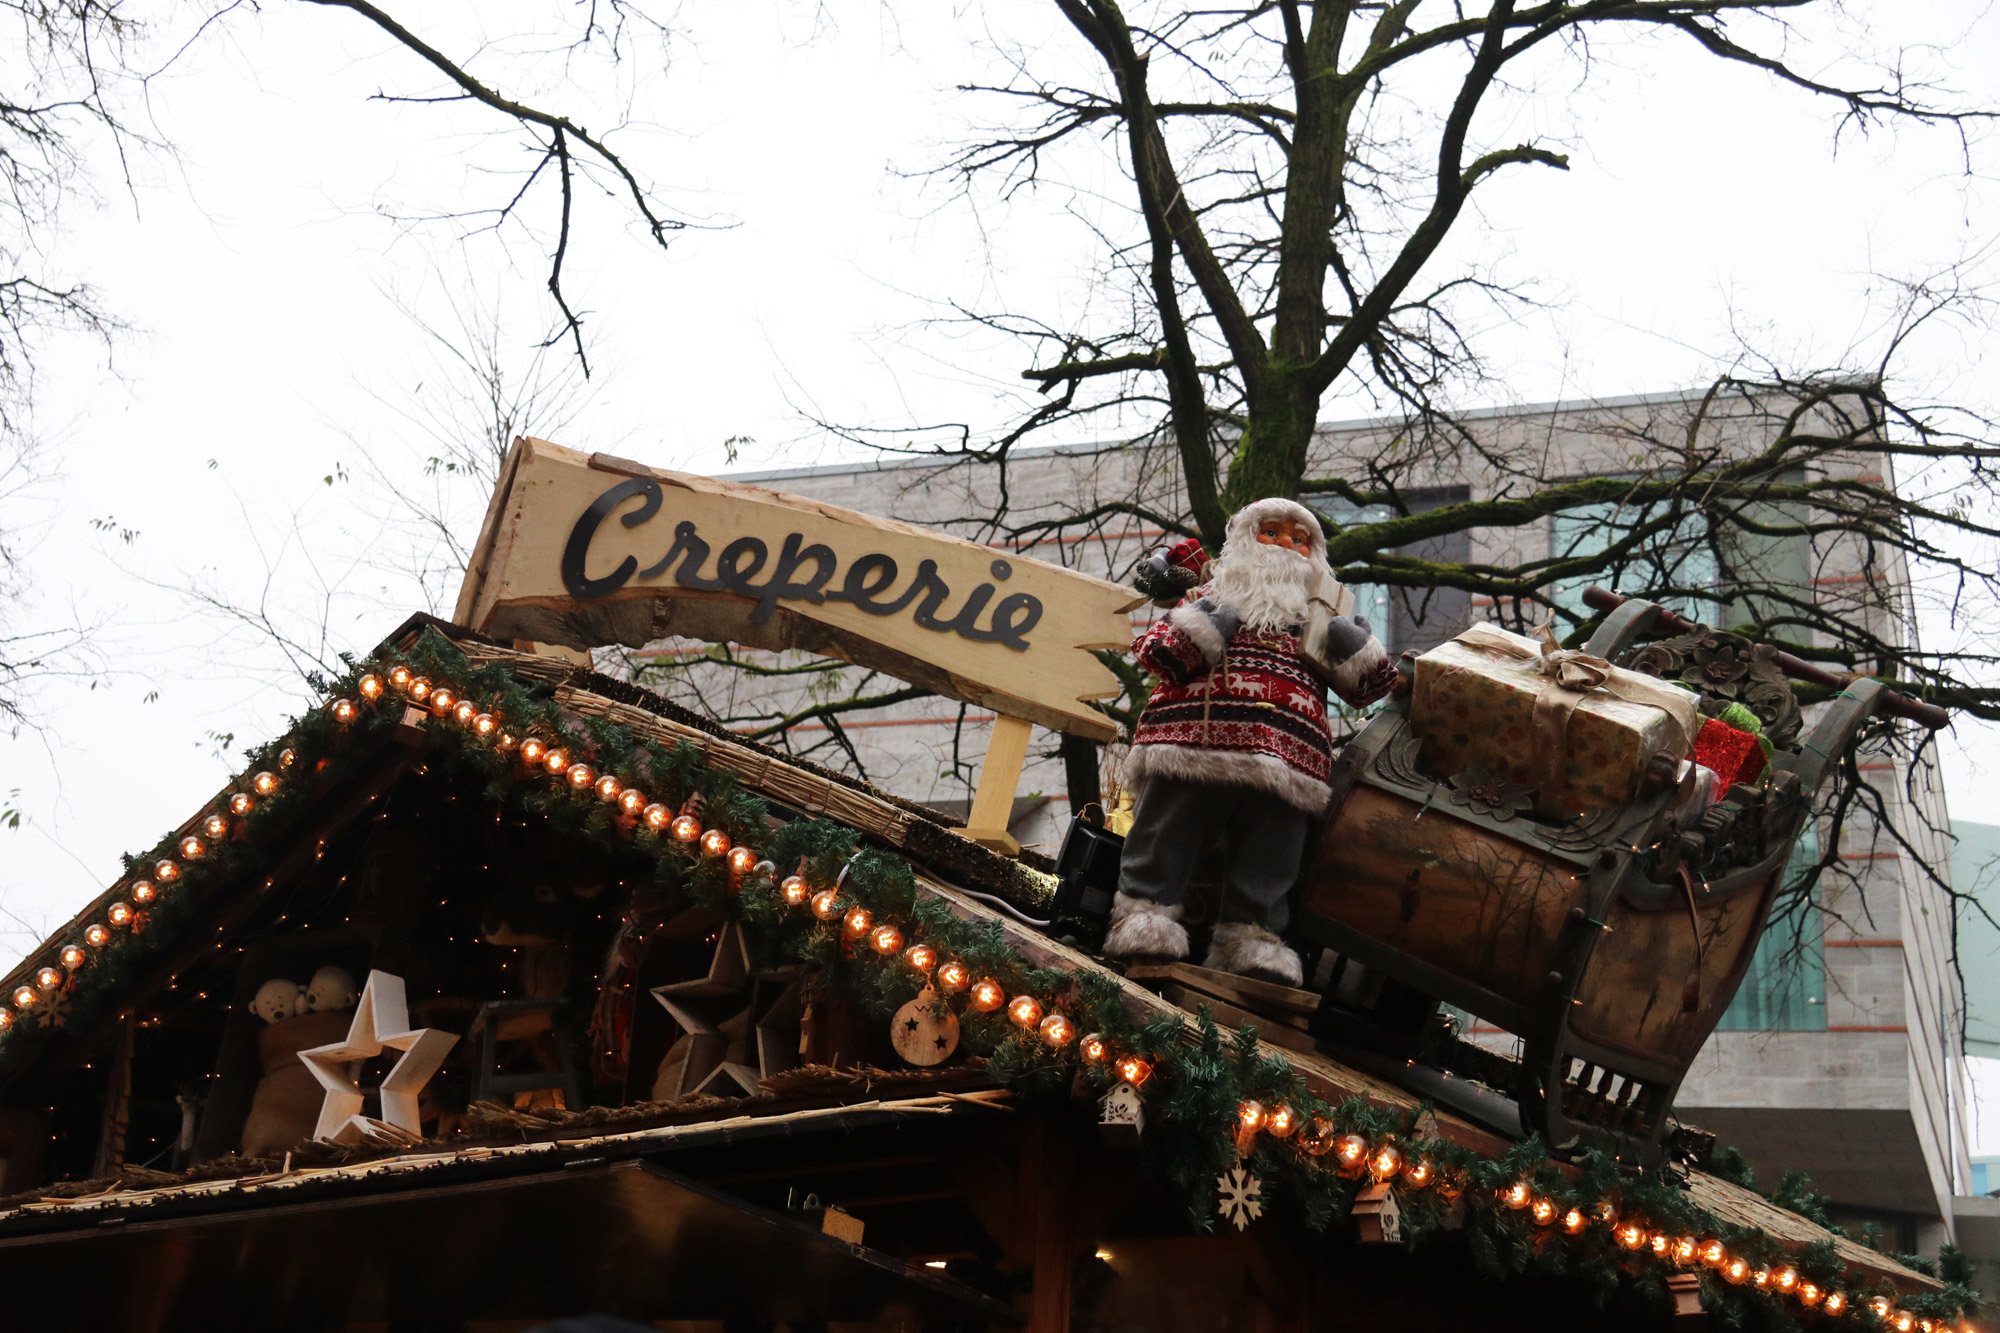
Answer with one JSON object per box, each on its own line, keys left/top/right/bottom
{"left": 601, "top": 390, "right": 1973, "bottom": 1251}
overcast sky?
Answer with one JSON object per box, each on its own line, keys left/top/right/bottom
{"left": 5, "top": 1, "right": 2000, "bottom": 1131}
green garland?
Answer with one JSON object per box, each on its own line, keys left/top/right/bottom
{"left": 2, "top": 628, "right": 1982, "bottom": 1329}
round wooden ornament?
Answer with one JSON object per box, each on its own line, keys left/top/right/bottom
{"left": 891, "top": 984, "right": 959, "bottom": 1066}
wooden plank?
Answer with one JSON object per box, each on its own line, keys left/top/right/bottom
{"left": 1128, "top": 962, "right": 1319, "bottom": 1021}
{"left": 963, "top": 715, "right": 1033, "bottom": 854}
{"left": 451, "top": 437, "right": 1145, "bottom": 739}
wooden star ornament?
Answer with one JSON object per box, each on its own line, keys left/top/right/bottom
{"left": 298, "top": 970, "right": 458, "bottom": 1145}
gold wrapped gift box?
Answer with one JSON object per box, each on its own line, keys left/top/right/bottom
{"left": 1411, "top": 624, "right": 1698, "bottom": 818}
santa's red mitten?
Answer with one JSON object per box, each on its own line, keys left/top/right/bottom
{"left": 1133, "top": 537, "right": 1209, "bottom": 606}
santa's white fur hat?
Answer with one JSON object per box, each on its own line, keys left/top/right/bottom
{"left": 1222, "top": 498, "right": 1328, "bottom": 563}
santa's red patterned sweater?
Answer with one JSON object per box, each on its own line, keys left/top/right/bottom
{"left": 1127, "top": 594, "right": 1341, "bottom": 813}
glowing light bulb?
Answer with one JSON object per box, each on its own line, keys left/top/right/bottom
{"left": 1237, "top": 1100, "right": 1267, "bottom": 1132}
{"left": 1820, "top": 1291, "right": 1844, "bottom": 1315}
{"left": 497, "top": 730, "right": 520, "bottom": 750}
{"left": 1774, "top": 1268, "right": 1799, "bottom": 1294}
{"left": 1795, "top": 1283, "right": 1820, "bottom": 1307}
{"left": 566, "top": 763, "right": 595, "bottom": 789}
{"left": 811, "top": 890, "right": 841, "bottom": 921}
{"left": 935, "top": 960, "right": 970, "bottom": 993}
{"left": 1007, "top": 994, "right": 1043, "bottom": 1028}
{"left": 542, "top": 747, "right": 568, "bottom": 774}
{"left": 178, "top": 836, "right": 206, "bottom": 860}
{"left": 782, "top": 876, "right": 811, "bottom": 907}
{"left": 229, "top": 792, "right": 255, "bottom": 815}
{"left": 252, "top": 771, "right": 279, "bottom": 796}
{"left": 1649, "top": 1234, "right": 1669, "bottom": 1257}
{"left": 903, "top": 943, "right": 937, "bottom": 972}
{"left": 1114, "top": 1055, "right": 1152, "bottom": 1086}
{"left": 59, "top": 945, "right": 84, "bottom": 970}
{"left": 842, "top": 906, "right": 873, "bottom": 938}
{"left": 619, "top": 788, "right": 646, "bottom": 814}
{"left": 12, "top": 986, "right": 35, "bottom": 1008}
{"left": 35, "top": 967, "right": 61, "bottom": 991}
{"left": 1265, "top": 1104, "right": 1297, "bottom": 1138}
{"left": 644, "top": 803, "right": 672, "bottom": 830}
{"left": 1371, "top": 1145, "right": 1402, "bottom": 1180}
{"left": 0, "top": 1010, "right": 12, "bottom": 1029}
{"left": 408, "top": 676, "right": 432, "bottom": 701}
{"left": 1530, "top": 1198, "right": 1556, "bottom": 1226}
{"left": 869, "top": 923, "right": 903, "bottom": 955}
{"left": 84, "top": 924, "right": 109, "bottom": 947}
{"left": 1403, "top": 1159, "right": 1431, "bottom": 1187}
{"left": 330, "top": 698, "right": 358, "bottom": 724}
{"left": 155, "top": 859, "right": 182, "bottom": 882}
{"left": 203, "top": 814, "right": 229, "bottom": 839}
{"left": 130, "top": 880, "right": 156, "bottom": 905}
{"left": 1038, "top": 1012, "right": 1074, "bottom": 1046}
{"left": 1563, "top": 1208, "right": 1586, "bottom": 1235}
{"left": 358, "top": 673, "right": 384, "bottom": 699}
{"left": 1501, "top": 1181, "right": 1530, "bottom": 1209}
{"left": 519, "top": 738, "right": 546, "bottom": 765}
{"left": 727, "top": 846, "right": 759, "bottom": 877}
{"left": 672, "top": 815, "right": 703, "bottom": 843}
{"left": 969, "top": 978, "right": 1006, "bottom": 1012}
{"left": 453, "top": 700, "right": 478, "bottom": 726}
{"left": 429, "top": 687, "right": 457, "bottom": 715}
{"left": 1724, "top": 1258, "right": 1749, "bottom": 1285}
{"left": 387, "top": 665, "right": 411, "bottom": 690}
{"left": 1672, "top": 1237, "right": 1696, "bottom": 1265}
{"left": 474, "top": 713, "right": 499, "bottom": 738}
{"left": 1752, "top": 1266, "right": 1771, "bottom": 1290}
{"left": 107, "top": 902, "right": 132, "bottom": 926}
{"left": 594, "top": 773, "right": 621, "bottom": 801}
{"left": 1337, "top": 1135, "right": 1368, "bottom": 1168}
{"left": 279, "top": 748, "right": 296, "bottom": 769}
{"left": 701, "top": 829, "right": 732, "bottom": 857}
{"left": 1616, "top": 1223, "right": 1646, "bottom": 1250}
{"left": 1079, "top": 1033, "right": 1108, "bottom": 1064}
{"left": 1700, "top": 1240, "right": 1726, "bottom": 1268}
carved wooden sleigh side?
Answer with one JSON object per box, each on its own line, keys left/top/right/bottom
{"left": 1291, "top": 590, "right": 1943, "bottom": 1167}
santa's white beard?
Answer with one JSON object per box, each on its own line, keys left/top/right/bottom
{"left": 1205, "top": 538, "right": 1316, "bottom": 631}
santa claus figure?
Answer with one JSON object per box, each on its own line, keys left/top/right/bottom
{"left": 1104, "top": 498, "right": 1396, "bottom": 985}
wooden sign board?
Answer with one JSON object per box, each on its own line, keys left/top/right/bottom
{"left": 455, "top": 438, "right": 1144, "bottom": 742}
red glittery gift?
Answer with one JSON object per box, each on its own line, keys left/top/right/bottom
{"left": 1692, "top": 716, "right": 1766, "bottom": 791}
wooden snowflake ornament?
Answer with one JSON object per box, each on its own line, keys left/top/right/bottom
{"left": 1216, "top": 1164, "right": 1264, "bottom": 1230}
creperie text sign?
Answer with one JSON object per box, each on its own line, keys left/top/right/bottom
{"left": 455, "top": 438, "right": 1143, "bottom": 740}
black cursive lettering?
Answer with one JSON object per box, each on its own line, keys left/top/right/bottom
{"left": 638, "top": 521, "right": 723, "bottom": 589}
{"left": 749, "top": 533, "right": 836, "bottom": 624}
{"left": 561, "top": 477, "right": 663, "bottom": 601}
{"left": 561, "top": 480, "right": 1043, "bottom": 649}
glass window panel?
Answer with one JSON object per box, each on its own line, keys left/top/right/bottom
{"left": 1714, "top": 825, "right": 1828, "bottom": 1032}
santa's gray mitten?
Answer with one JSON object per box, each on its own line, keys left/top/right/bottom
{"left": 1194, "top": 597, "right": 1241, "bottom": 643}
{"left": 1322, "top": 613, "right": 1374, "bottom": 662}
{"left": 1133, "top": 548, "right": 1195, "bottom": 605}
{"left": 1321, "top": 614, "right": 1391, "bottom": 706}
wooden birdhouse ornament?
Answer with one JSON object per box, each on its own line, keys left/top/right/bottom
{"left": 1352, "top": 1181, "right": 1402, "bottom": 1245}
{"left": 1099, "top": 1080, "right": 1144, "bottom": 1147}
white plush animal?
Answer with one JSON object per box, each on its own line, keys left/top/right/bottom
{"left": 250, "top": 977, "right": 302, "bottom": 1025}
{"left": 305, "top": 965, "right": 358, "bottom": 1014}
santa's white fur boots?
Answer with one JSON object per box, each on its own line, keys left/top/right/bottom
{"left": 1101, "top": 892, "right": 1188, "bottom": 961}
{"left": 1202, "top": 922, "right": 1305, "bottom": 988}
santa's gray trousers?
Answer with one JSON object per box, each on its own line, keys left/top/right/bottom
{"left": 1117, "top": 776, "right": 1312, "bottom": 934}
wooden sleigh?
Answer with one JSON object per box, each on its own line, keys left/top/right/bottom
{"left": 1288, "top": 587, "right": 1949, "bottom": 1167}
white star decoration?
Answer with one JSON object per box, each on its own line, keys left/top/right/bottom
{"left": 1216, "top": 1165, "right": 1264, "bottom": 1231}
{"left": 298, "top": 970, "right": 458, "bottom": 1145}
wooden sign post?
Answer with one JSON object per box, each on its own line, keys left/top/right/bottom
{"left": 455, "top": 439, "right": 1146, "bottom": 853}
